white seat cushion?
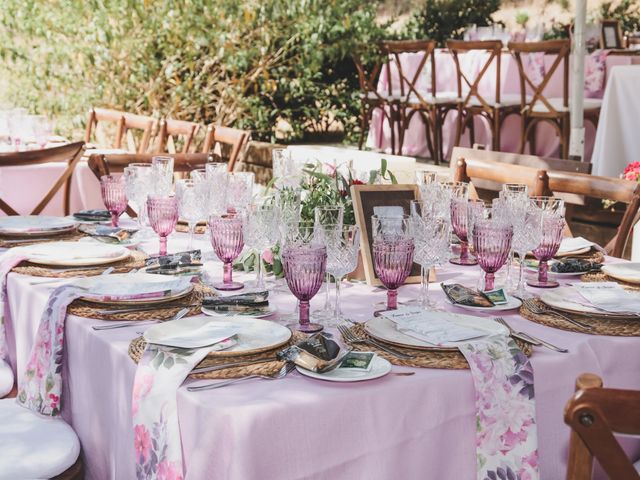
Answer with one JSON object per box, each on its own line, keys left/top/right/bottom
{"left": 466, "top": 93, "right": 522, "bottom": 108}
{"left": 530, "top": 97, "right": 602, "bottom": 113}
{"left": 0, "top": 360, "right": 13, "bottom": 398}
{"left": 406, "top": 91, "right": 461, "bottom": 104}
{"left": 0, "top": 399, "right": 80, "bottom": 479}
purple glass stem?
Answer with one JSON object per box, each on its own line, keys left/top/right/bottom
{"left": 459, "top": 241, "right": 470, "bottom": 263}
{"left": 538, "top": 260, "right": 549, "bottom": 284}
{"left": 111, "top": 213, "right": 119, "bottom": 228}
{"left": 159, "top": 236, "right": 168, "bottom": 256}
{"left": 484, "top": 272, "right": 495, "bottom": 291}
{"left": 299, "top": 300, "right": 311, "bottom": 326}
{"left": 387, "top": 289, "right": 398, "bottom": 310}
{"left": 223, "top": 262, "right": 234, "bottom": 285}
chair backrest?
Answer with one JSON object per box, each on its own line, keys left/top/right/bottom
{"left": 535, "top": 169, "right": 640, "bottom": 257}
{"left": 565, "top": 373, "right": 640, "bottom": 480}
{"left": 0, "top": 141, "right": 85, "bottom": 216}
{"left": 155, "top": 118, "right": 201, "bottom": 154}
{"left": 353, "top": 45, "right": 391, "bottom": 102}
{"left": 86, "top": 152, "right": 212, "bottom": 179}
{"left": 202, "top": 125, "right": 249, "bottom": 172}
{"left": 381, "top": 40, "right": 437, "bottom": 102}
{"left": 508, "top": 40, "right": 571, "bottom": 115}
{"left": 85, "top": 108, "right": 158, "bottom": 154}
{"left": 447, "top": 40, "right": 503, "bottom": 109}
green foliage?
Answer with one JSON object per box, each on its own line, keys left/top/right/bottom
{"left": 407, "top": 0, "right": 501, "bottom": 47}
{"left": 0, "top": 0, "right": 387, "bottom": 142}
{"left": 600, "top": 0, "right": 640, "bottom": 36}
{"left": 515, "top": 12, "right": 530, "bottom": 28}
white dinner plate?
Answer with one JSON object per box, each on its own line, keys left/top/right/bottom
{"left": 296, "top": 355, "right": 391, "bottom": 382}
{"left": 524, "top": 260, "right": 590, "bottom": 277}
{"left": 20, "top": 241, "right": 130, "bottom": 266}
{"left": 446, "top": 295, "right": 522, "bottom": 312}
{"left": 148, "top": 316, "right": 292, "bottom": 357}
{"left": 365, "top": 313, "right": 507, "bottom": 352}
{"left": 0, "top": 216, "right": 77, "bottom": 237}
{"left": 539, "top": 286, "right": 638, "bottom": 318}
{"left": 201, "top": 305, "right": 277, "bottom": 319}
{"left": 144, "top": 315, "right": 241, "bottom": 349}
{"left": 74, "top": 273, "right": 194, "bottom": 305}
{"left": 601, "top": 263, "right": 640, "bottom": 285}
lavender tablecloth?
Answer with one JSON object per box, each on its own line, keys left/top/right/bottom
{"left": 4, "top": 232, "right": 640, "bottom": 479}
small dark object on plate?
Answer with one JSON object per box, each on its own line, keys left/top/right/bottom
{"left": 203, "top": 291, "right": 269, "bottom": 307}
{"left": 441, "top": 283, "right": 494, "bottom": 307}
{"left": 73, "top": 209, "right": 111, "bottom": 221}
{"left": 146, "top": 250, "right": 202, "bottom": 267}
{"left": 551, "top": 258, "right": 602, "bottom": 274}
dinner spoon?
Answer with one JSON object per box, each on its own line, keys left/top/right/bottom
{"left": 92, "top": 307, "right": 190, "bottom": 331}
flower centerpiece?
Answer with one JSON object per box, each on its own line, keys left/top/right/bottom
{"left": 234, "top": 158, "right": 397, "bottom": 278}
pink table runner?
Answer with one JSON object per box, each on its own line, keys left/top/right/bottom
{"left": 367, "top": 50, "right": 637, "bottom": 162}
{"left": 3, "top": 232, "right": 640, "bottom": 479}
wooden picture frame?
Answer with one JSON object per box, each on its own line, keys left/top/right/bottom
{"left": 601, "top": 20, "right": 622, "bottom": 49}
{"left": 351, "top": 183, "right": 423, "bottom": 286}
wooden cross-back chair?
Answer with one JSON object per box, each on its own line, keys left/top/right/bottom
{"left": 155, "top": 118, "right": 201, "bottom": 154}
{"left": 508, "top": 40, "right": 600, "bottom": 159}
{"left": 447, "top": 40, "right": 520, "bottom": 151}
{"left": 535, "top": 168, "right": 640, "bottom": 258}
{"left": 565, "top": 373, "right": 640, "bottom": 480}
{"left": 202, "top": 125, "right": 249, "bottom": 172}
{"left": 384, "top": 39, "right": 457, "bottom": 164}
{"left": 0, "top": 141, "right": 84, "bottom": 216}
{"left": 353, "top": 46, "right": 398, "bottom": 154}
{"left": 84, "top": 108, "right": 158, "bottom": 154}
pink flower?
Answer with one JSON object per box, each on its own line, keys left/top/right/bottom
{"left": 157, "top": 460, "right": 183, "bottom": 480}
{"left": 132, "top": 370, "right": 154, "bottom": 416}
{"left": 262, "top": 249, "right": 274, "bottom": 265}
{"left": 133, "top": 424, "right": 152, "bottom": 464}
{"left": 49, "top": 393, "right": 59, "bottom": 410}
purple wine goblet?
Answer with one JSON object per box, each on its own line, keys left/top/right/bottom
{"left": 100, "top": 174, "right": 127, "bottom": 227}
{"left": 147, "top": 196, "right": 178, "bottom": 256}
{"left": 527, "top": 215, "right": 565, "bottom": 288}
{"left": 282, "top": 245, "right": 327, "bottom": 333}
{"left": 208, "top": 213, "right": 245, "bottom": 291}
{"left": 448, "top": 183, "right": 477, "bottom": 266}
{"left": 473, "top": 219, "right": 513, "bottom": 291}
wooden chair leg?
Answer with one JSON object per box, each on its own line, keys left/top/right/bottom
{"left": 528, "top": 121, "right": 537, "bottom": 156}
{"left": 492, "top": 110, "right": 501, "bottom": 151}
{"left": 358, "top": 103, "right": 368, "bottom": 150}
{"left": 431, "top": 109, "right": 441, "bottom": 165}
{"left": 519, "top": 117, "right": 529, "bottom": 154}
{"left": 561, "top": 115, "right": 570, "bottom": 159}
{"left": 453, "top": 106, "right": 464, "bottom": 148}
{"left": 469, "top": 114, "right": 476, "bottom": 148}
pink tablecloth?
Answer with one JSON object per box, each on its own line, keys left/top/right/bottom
{"left": 4, "top": 232, "right": 640, "bottom": 479}
{"left": 367, "top": 50, "right": 639, "bottom": 162}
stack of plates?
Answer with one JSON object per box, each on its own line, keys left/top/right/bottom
{"left": 539, "top": 286, "right": 639, "bottom": 319}
{"left": 601, "top": 263, "right": 640, "bottom": 285}
{"left": 21, "top": 241, "right": 130, "bottom": 267}
{"left": 0, "top": 216, "right": 77, "bottom": 238}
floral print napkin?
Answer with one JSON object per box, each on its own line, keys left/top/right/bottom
{"left": 525, "top": 52, "right": 546, "bottom": 87}
{"left": 459, "top": 335, "right": 539, "bottom": 480}
{"left": 585, "top": 50, "right": 609, "bottom": 94}
{"left": 0, "top": 251, "right": 29, "bottom": 362}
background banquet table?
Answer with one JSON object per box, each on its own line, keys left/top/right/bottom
{"left": 591, "top": 65, "right": 640, "bottom": 178}
{"left": 3, "top": 230, "right": 640, "bottom": 479}
{"left": 367, "top": 49, "right": 640, "bottom": 162}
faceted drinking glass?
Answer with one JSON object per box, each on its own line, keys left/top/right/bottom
{"left": 473, "top": 219, "right": 513, "bottom": 291}
{"left": 208, "top": 213, "right": 245, "bottom": 291}
{"left": 528, "top": 215, "right": 565, "bottom": 288}
{"left": 100, "top": 174, "right": 127, "bottom": 227}
{"left": 147, "top": 195, "right": 179, "bottom": 256}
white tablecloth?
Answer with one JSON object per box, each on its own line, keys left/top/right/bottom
{"left": 591, "top": 65, "right": 640, "bottom": 177}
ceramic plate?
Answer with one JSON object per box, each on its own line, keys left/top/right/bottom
{"left": 446, "top": 295, "right": 522, "bottom": 312}
{"left": 364, "top": 314, "right": 507, "bottom": 352}
{"left": 539, "top": 286, "right": 638, "bottom": 318}
{"left": 21, "top": 241, "right": 130, "bottom": 266}
{"left": 601, "top": 263, "right": 640, "bottom": 285}
{"left": 201, "top": 305, "right": 277, "bottom": 319}
{"left": 524, "top": 260, "right": 590, "bottom": 277}
{"left": 144, "top": 315, "right": 241, "bottom": 349}
{"left": 0, "top": 216, "right": 77, "bottom": 237}
{"left": 74, "top": 273, "right": 194, "bottom": 305}
{"left": 296, "top": 356, "right": 391, "bottom": 382}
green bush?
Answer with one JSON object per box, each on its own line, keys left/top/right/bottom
{"left": 407, "top": 0, "right": 501, "bottom": 47}
{"left": 0, "top": 0, "right": 387, "bottom": 143}
{"left": 600, "top": 0, "right": 640, "bottom": 36}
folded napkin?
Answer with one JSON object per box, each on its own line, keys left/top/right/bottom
{"left": 203, "top": 290, "right": 269, "bottom": 313}
{"left": 89, "top": 277, "right": 193, "bottom": 301}
{"left": 78, "top": 224, "right": 137, "bottom": 243}
{"left": 22, "top": 241, "right": 127, "bottom": 261}
{"left": 382, "top": 308, "right": 487, "bottom": 346}
{"left": 459, "top": 335, "right": 539, "bottom": 480}
{"left": 145, "top": 250, "right": 202, "bottom": 268}
{"left": 557, "top": 237, "right": 602, "bottom": 255}
{"left": 73, "top": 209, "right": 111, "bottom": 221}
{"left": 575, "top": 282, "right": 640, "bottom": 314}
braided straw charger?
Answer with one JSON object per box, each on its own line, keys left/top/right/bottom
{"left": 0, "top": 231, "right": 86, "bottom": 248}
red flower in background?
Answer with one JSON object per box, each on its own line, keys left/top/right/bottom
{"left": 350, "top": 179, "right": 365, "bottom": 186}
{"left": 623, "top": 162, "right": 640, "bottom": 182}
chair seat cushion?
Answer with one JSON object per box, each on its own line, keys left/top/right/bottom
{"left": 0, "top": 399, "right": 80, "bottom": 479}
{"left": 530, "top": 97, "right": 602, "bottom": 113}
{"left": 0, "top": 360, "right": 13, "bottom": 398}
{"left": 635, "top": 458, "right": 640, "bottom": 472}
{"left": 466, "top": 93, "right": 523, "bottom": 108}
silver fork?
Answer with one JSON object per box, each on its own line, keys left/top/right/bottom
{"left": 494, "top": 317, "right": 568, "bottom": 353}
{"left": 522, "top": 298, "right": 592, "bottom": 330}
{"left": 337, "top": 324, "right": 415, "bottom": 359}
{"left": 187, "top": 362, "right": 294, "bottom": 392}
{"left": 92, "top": 307, "right": 189, "bottom": 331}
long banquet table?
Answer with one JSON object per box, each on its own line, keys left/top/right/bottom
{"left": 4, "top": 231, "right": 640, "bottom": 479}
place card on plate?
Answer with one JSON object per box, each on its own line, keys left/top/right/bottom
{"left": 381, "top": 307, "right": 487, "bottom": 346}
{"left": 574, "top": 282, "right": 640, "bottom": 314}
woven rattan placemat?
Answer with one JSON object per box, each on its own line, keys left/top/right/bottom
{"left": 69, "top": 282, "right": 212, "bottom": 321}
{"left": 129, "top": 330, "right": 307, "bottom": 379}
{"left": 12, "top": 249, "right": 147, "bottom": 278}
{"left": 520, "top": 298, "right": 640, "bottom": 336}
{"left": 580, "top": 271, "right": 640, "bottom": 290}
{"left": 341, "top": 323, "right": 533, "bottom": 370}
{"left": 0, "top": 231, "right": 86, "bottom": 248}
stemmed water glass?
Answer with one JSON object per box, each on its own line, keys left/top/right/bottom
{"left": 314, "top": 206, "right": 344, "bottom": 318}
{"left": 473, "top": 217, "right": 513, "bottom": 291}
{"left": 272, "top": 149, "right": 304, "bottom": 189}
{"left": 152, "top": 156, "right": 174, "bottom": 196}
{"left": 281, "top": 223, "right": 327, "bottom": 333}
{"left": 325, "top": 225, "right": 360, "bottom": 324}
{"left": 244, "top": 204, "right": 280, "bottom": 289}
{"left": 497, "top": 183, "right": 529, "bottom": 288}
{"left": 226, "top": 172, "right": 255, "bottom": 213}
{"left": 123, "top": 163, "right": 154, "bottom": 230}
{"left": 449, "top": 182, "right": 477, "bottom": 265}
{"left": 208, "top": 212, "right": 245, "bottom": 291}
{"left": 147, "top": 196, "right": 179, "bottom": 256}
{"left": 176, "top": 179, "right": 208, "bottom": 250}
{"left": 192, "top": 163, "right": 228, "bottom": 216}
{"left": 372, "top": 214, "right": 415, "bottom": 314}
{"left": 100, "top": 175, "right": 127, "bottom": 227}
{"left": 511, "top": 204, "right": 543, "bottom": 297}
{"left": 527, "top": 197, "right": 566, "bottom": 288}
{"left": 410, "top": 203, "right": 450, "bottom": 309}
